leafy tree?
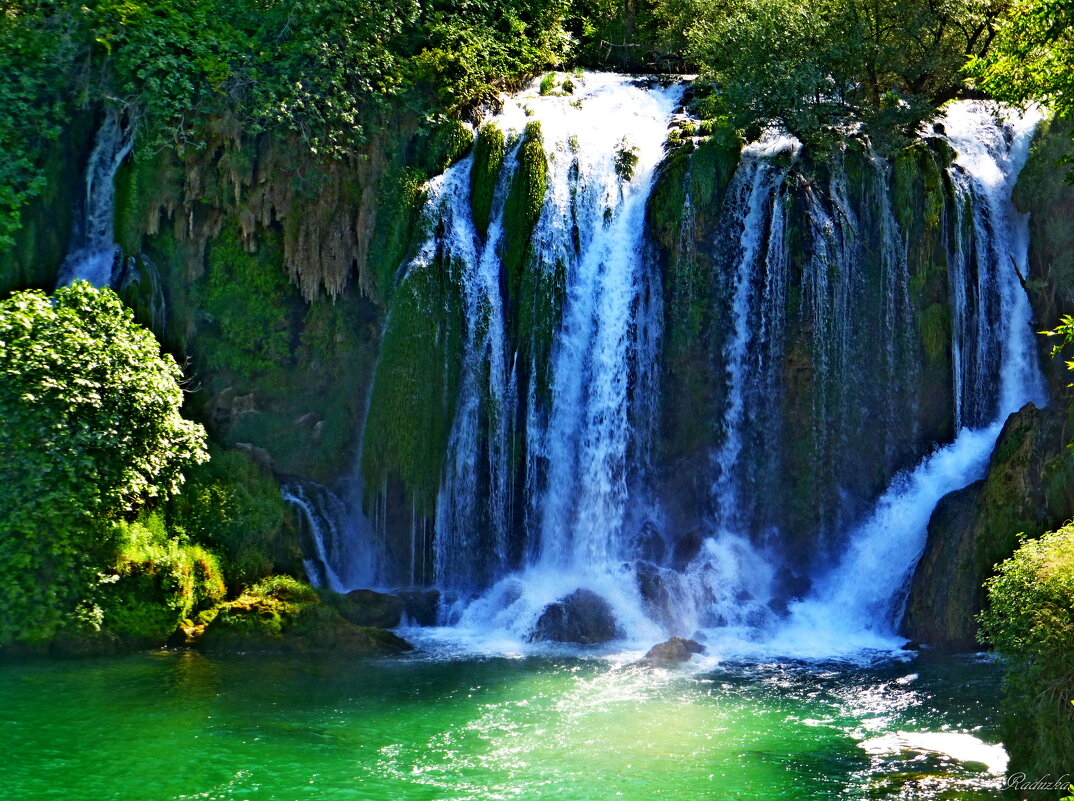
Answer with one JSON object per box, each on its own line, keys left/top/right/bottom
{"left": 969, "top": 0, "right": 1074, "bottom": 164}
{"left": 0, "top": 281, "right": 207, "bottom": 645}
{"left": 687, "top": 0, "right": 1010, "bottom": 149}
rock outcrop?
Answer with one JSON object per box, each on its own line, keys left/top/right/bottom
{"left": 903, "top": 403, "right": 1074, "bottom": 649}
{"left": 529, "top": 589, "right": 620, "bottom": 645}
{"left": 643, "top": 637, "right": 705, "bottom": 664}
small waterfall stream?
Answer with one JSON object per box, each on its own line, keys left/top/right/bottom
{"left": 58, "top": 106, "right": 135, "bottom": 288}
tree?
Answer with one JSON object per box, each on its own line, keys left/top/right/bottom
{"left": 687, "top": 0, "right": 1011, "bottom": 150}
{"left": 969, "top": 0, "right": 1074, "bottom": 162}
{"left": 0, "top": 281, "right": 207, "bottom": 645}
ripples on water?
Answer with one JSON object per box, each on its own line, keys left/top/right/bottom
{"left": 0, "top": 649, "right": 1006, "bottom": 801}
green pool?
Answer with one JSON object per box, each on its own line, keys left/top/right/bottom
{"left": 0, "top": 649, "right": 1007, "bottom": 800}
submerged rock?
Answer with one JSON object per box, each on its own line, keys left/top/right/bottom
{"left": 529, "top": 589, "right": 619, "bottom": 645}
{"left": 643, "top": 637, "right": 705, "bottom": 664}
{"left": 338, "top": 589, "right": 405, "bottom": 628}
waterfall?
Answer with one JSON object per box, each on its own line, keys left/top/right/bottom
{"left": 58, "top": 106, "right": 135, "bottom": 288}
{"left": 284, "top": 480, "right": 383, "bottom": 593}
{"left": 773, "top": 101, "right": 1045, "bottom": 655}
{"left": 710, "top": 135, "right": 797, "bottom": 532}
{"left": 417, "top": 73, "right": 684, "bottom": 635}
{"left": 360, "top": 76, "right": 1043, "bottom": 658}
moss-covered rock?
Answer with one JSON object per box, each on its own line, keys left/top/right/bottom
{"left": 502, "top": 121, "right": 548, "bottom": 316}
{"left": 1014, "top": 116, "right": 1074, "bottom": 396}
{"left": 903, "top": 403, "right": 1074, "bottom": 649}
{"left": 470, "top": 123, "right": 506, "bottom": 238}
{"left": 361, "top": 255, "right": 465, "bottom": 516}
{"left": 193, "top": 576, "right": 412, "bottom": 654}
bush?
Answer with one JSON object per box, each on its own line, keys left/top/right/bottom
{"left": 92, "top": 514, "right": 226, "bottom": 645}
{"left": 167, "top": 446, "right": 297, "bottom": 586}
{"left": 981, "top": 526, "right": 1074, "bottom": 785}
{"left": 0, "top": 283, "right": 207, "bottom": 646}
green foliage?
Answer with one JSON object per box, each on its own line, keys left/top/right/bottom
{"left": 980, "top": 526, "right": 1074, "bottom": 781}
{"left": 969, "top": 0, "right": 1074, "bottom": 166}
{"left": 201, "top": 225, "right": 295, "bottom": 375}
{"left": 167, "top": 446, "right": 296, "bottom": 586}
{"left": 614, "top": 140, "right": 640, "bottom": 181}
{"left": 0, "top": 282, "right": 208, "bottom": 646}
{"left": 0, "top": 6, "right": 78, "bottom": 249}
{"left": 687, "top": 0, "right": 1010, "bottom": 150}
{"left": 93, "top": 513, "right": 225, "bottom": 644}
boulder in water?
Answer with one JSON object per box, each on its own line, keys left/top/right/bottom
{"left": 643, "top": 636, "right": 705, "bottom": 664}
{"left": 529, "top": 589, "right": 620, "bottom": 645}
{"left": 338, "top": 589, "right": 405, "bottom": 628}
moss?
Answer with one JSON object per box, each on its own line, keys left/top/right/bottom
{"left": 200, "top": 222, "right": 296, "bottom": 375}
{"left": 918, "top": 302, "right": 951, "bottom": 362}
{"left": 361, "top": 255, "right": 465, "bottom": 514}
{"left": 367, "top": 164, "right": 428, "bottom": 301}
{"left": 194, "top": 575, "right": 412, "bottom": 653}
{"left": 502, "top": 122, "right": 548, "bottom": 309}
{"left": 470, "top": 123, "right": 506, "bottom": 238}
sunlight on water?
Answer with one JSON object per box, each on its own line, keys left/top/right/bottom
{"left": 0, "top": 651, "right": 1008, "bottom": 801}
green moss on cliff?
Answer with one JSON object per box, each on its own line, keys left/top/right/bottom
{"left": 470, "top": 123, "right": 506, "bottom": 238}
{"left": 648, "top": 129, "right": 742, "bottom": 464}
{"left": 362, "top": 256, "right": 464, "bottom": 514}
{"left": 502, "top": 122, "right": 548, "bottom": 308}
{"left": 201, "top": 223, "right": 295, "bottom": 375}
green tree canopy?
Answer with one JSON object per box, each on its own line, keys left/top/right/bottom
{"left": 687, "top": 0, "right": 1011, "bottom": 149}
{"left": 0, "top": 281, "right": 207, "bottom": 644}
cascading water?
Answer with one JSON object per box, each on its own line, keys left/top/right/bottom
{"left": 772, "top": 101, "right": 1046, "bottom": 656}
{"left": 422, "top": 73, "right": 684, "bottom": 639}
{"left": 58, "top": 106, "right": 135, "bottom": 288}
{"left": 367, "top": 77, "right": 1045, "bottom": 659}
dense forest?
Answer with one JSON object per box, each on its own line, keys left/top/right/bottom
{"left": 2, "top": 0, "right": 1074, "bottom": 795}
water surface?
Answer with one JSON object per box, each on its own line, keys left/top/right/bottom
{"left": 1, "top": 650, "right": 1006, "bottom": 800}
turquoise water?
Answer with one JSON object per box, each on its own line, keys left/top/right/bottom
{"left": 0, "top": 650, "right": 1006, "bottom": 800}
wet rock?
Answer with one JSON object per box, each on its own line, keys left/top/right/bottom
{"left": 644, "top": 636, "right": 705, "bottom": 664}
{"left": 394, "top": 588, "right": 441, "bottom": 626}
{"left": 337, "top": 589, "right": 405, "bottom": 628}
{"left": 635, "top": 521, "right": 667, "bottom": 564}
{"left": 903, "top": 403, "right": 1074, "bottom": 650}
{"left": 633, "top": 560, "right": 678, "bottom": 629}
{"left": 671, "top": 527, "right": 705, "bottom": 570}
{"left": 529, "top": 589, "right": 620, "bottom": 645}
